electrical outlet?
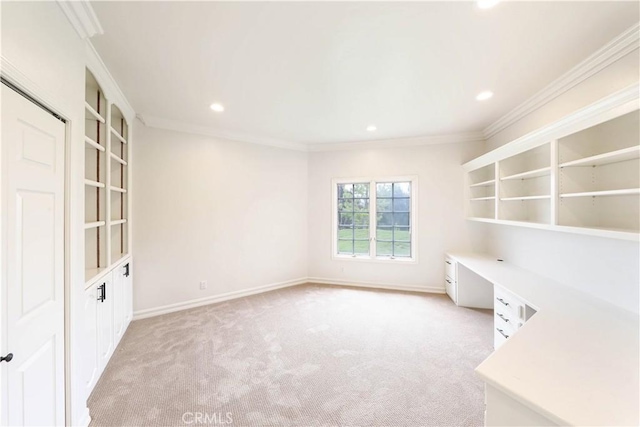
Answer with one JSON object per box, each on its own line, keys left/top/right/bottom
{"left": 199, "top": 281, "right": 207, "bottom": 290}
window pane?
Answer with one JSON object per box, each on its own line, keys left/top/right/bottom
{"left": 377, "top": 241, "right": 392, "bottom": 256}
{"left": 377, "top": 212, "right": 393, "bottom": 226}
{"left": 393, "top": 213, "right": 410, "bottom": 226}
{"left": 339, "top": 213, "right": 354, "bottom": 227}
{"left": 354, "top": 227, "right": 369, "bottom": 240}
{"left": 394, "top": 227, "right": 410, "bottom": 242}
{"left": 338, "top": 226, "right": 353, "bottom": 240}
{"left": 394, "top": 242, "right": 411, "bottom": 257}
{"left": 354, "top": 198, "right": 369, "bottom": 212}
{"left": 353, "top": 183, "right": 369, "bottom": 198}
{"left": 338, "top": 198, "right": 354, "bottom": 212}
{"left": 393, "top": 182, "right": 411, "bottom": 197}
{"left": 338, "top": 240, "right": 354, "bottom": 254}
{"left": 376, "top": 198, "right": 392, "bottom": 212}
{"left": 376, "top": 183, "right": 392, "bottom": 197}
{"left": 354, "top": 213, "right": 369, "bottom": 226}
{"left": 376, "top": 226, "right": 392, "bottom": 241}
{"left": 338, "top": 184, "right": 353, "bottom": 199}
{"left": 354, "top": 240, "right": 370, "bottom": 255}
{"left": 393, "top": 198, "right": 410, "bottom": 212}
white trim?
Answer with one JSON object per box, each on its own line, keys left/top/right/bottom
{"left": 56, "top": 1, "right": 104, "bottom": 40}
{"left": 140, "top": 115, "right": 308, "bottom": 152}
{"left": 85, "top": 41, "right": 136, "bottom": 123}
{"left": 132, "top": 278, "right": 445, "bottom": 321}
{"left": 331, "top": 176, "right": 418, "bottom": 263}
{"left": 484, "top": 23, "right": 640, "bottom": 139}
{"left": 132, "top": 277, "right": 308, "bottom": 320}
{"left": 464, "top": 84, "right": 640, "bottom": 171}
{"left": 308, "top": 277, "right": 445, "bottom": 295}
{"left": 307, "top": 132, "right": 485, "bottom": 152}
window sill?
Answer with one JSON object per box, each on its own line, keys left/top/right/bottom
{"left": 332, "top": 254, "right": 417, "bottom": 264}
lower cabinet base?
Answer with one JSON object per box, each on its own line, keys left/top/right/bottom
{"left": 485, "top": 384, "right": 557, "bottom": 426}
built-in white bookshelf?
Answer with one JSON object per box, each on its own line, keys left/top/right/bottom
{"left": 499, "top": 144, "right": 551, "bottom": 224}
{"left": 85, "top": 69, "right": 132, "bottom": 284}
{"left": 468, "top": 164, "right": 496, "bottom": 219}
{"left": 463, "top": 85, "right": 639, "bottom": 241}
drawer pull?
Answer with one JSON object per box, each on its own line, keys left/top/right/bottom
{"left": 446, "top": 261, "right": 451, "bottom": 265}
{"left": 496, "top": 297, "right": 509, "bottom": 307}
{"left": 496, "top": 313, "right": 509, "bottom": 323}
{"left": 446, "top": 279, "right": 452, "bottom": 284}
{"left": 497, "top": 328, "right": 509, "bottom": 339}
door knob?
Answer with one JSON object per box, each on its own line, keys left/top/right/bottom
{"left": 1, "top": 353, "right": 13, "bottom": 363}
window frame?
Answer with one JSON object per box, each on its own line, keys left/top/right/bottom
{"left": 331, "top": 176, "right": 418, "bottom": 263}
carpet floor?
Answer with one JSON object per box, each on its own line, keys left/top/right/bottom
{"left": 88, "top": 284, "right": 493, "bottom": 427}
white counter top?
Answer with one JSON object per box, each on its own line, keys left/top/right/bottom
{"left": 447, "top": 252, "right": 639, "bottom": 426}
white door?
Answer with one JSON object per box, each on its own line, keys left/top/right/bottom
{"left": 113, "top": 266, "right": 125, "bottom": 343}
{"left": 1, "top": 84, "right": 66, "bottom": 426}
{"left": 97, "top": 275, "right": 114, "bottom": 372}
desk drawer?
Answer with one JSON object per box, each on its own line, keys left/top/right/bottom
{"left": 445, "top": 257, "right": 457, "bottom": 281}
{"left": 494, "top": 286, "right": 524, "bottom": 321}
{"left": 445, "top": 276, "right": 457, "bottom": 304}
{"left": 494, "top": 323, "right": 515, "bottom": 349}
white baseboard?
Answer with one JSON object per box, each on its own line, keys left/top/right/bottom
{"left": 133, "top": 276, "right": 445, "bottom": 321}
{"left": 308, "top": 277, "right": 445, "bottom": 294}
{"left": 132, "top": 277, "right": 308, "bottom": 320}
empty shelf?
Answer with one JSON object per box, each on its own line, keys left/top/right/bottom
{"left": 559, "top": 146, "right": 640, "bottom": 168}
{"left": 470, "top": 196, "right": 496, "bottom": 201}
{"left": 109, "top": 186, "right": 127, "bottom": 193}
{"left": 84, "top": 179, "right": 105, "bottom": 188}
{"left": 84, "top": 135, "right": 105, "bottom": 151}
{"left": 84, "top": 221, "right": 106, "bottom": 229}
{"left": 470, "top": 179, "right": 496, "bottom": 188}
{"left": 501, "top": 195, "right": 551, "bottom": 201}
{"left": 110, "top": 152, "right": 128, "bottom": 166}
{"left": 560, "top": 188, "right": 640, "bottom": 198}
{"left": 85, "top": 102, "right": 106, "bottom": 123}
{"left": 111, "top": 219, "right": 127, "bottom": 226}
{"left": 501, "top": 167, "right": 551, "bottom": 181}
{"left": 110, "top": 127, "right": 127, "bottom": 144}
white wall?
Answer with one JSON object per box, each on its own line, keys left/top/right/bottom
{"left": 482, "top": 50, "right": 640, "bottom": 313}
{"left": 307, "top": 142, "right": 488, "bottom": 290}
{"left": 1, "top": 2, "right": 88, "bottom": 425}
{"left": 132, "top": 124, "right": 308, "bottom": 313}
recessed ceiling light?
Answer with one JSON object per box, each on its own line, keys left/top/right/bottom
{"left": 476, "top": 91, "right": 494, "bottom": 101}
{"left": 366, "top": 125, "right": 377, "bottom": 132}
{"left": 210, "top": 103, "right": 225, "bottom": 112}
{"left": 477, "top": 0, "right": 500, "bottom": 9}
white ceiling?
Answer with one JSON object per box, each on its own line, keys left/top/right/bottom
{"left": 90, "top": 1, "right": 639, "bottom": 146}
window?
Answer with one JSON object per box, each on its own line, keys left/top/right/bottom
{"left": 333, "top": 177, "right": 416, "bottom": 262}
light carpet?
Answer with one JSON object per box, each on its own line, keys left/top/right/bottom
{"left": 88, "top": 284, "right": 493, "bottom": 426}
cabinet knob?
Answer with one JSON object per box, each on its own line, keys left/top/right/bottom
{"left": 1, "top": 353, "right": 13, "bottom": 363}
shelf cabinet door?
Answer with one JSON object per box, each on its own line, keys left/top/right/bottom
{"left": 82, "top": 283, "right": 100, "bottom": 394}
{"left": 112, "top": 265, "right": 125, "bottom": 344}
{"left": 97, "top": 274, "right": 114, "bottom": 372}
{"left": 124, "top": 261, "right": 133, "bottom": 325}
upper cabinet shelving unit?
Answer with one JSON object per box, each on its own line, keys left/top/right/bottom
{"left": 464, "top": 84, "right": 640, "bottom": 241}
{"left": 85, "top": 68, "right": 132, "bottom": 285}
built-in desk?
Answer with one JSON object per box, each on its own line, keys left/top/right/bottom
{"left": 447, "top": 252, "right": 639, "bottom": 426}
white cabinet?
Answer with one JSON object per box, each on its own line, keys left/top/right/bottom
{"left": 83, "top": 257, "right": 132, "bottom": 396}
{"left": 444, "top": 256, "right": 457, "bottom": 304}
{"left": 96, "top": 274, "right": 114, "bottom": 370}
{"left": 463, "top": 87, "right": 639, "bottom": 241}
{"left": 445, "top": 254, "right": 493, "bottom": 309}
{"left": 493, "top": 285, "right": 536, "bottom": 349}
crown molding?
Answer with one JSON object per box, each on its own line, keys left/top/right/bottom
{"left": 57, "top": 1, "right": 104, "bottom": 39}
{"left": 483, "top": 22, "right": 640, "bottom": 140}
{"left": 140, "top": 115, "right": 309, "bottom": 152}
{"left": 85, "top": 41, "right": 136, "bottom": 122}
{"left": 307, "top": 131, "right": 486, "bottom": 152}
